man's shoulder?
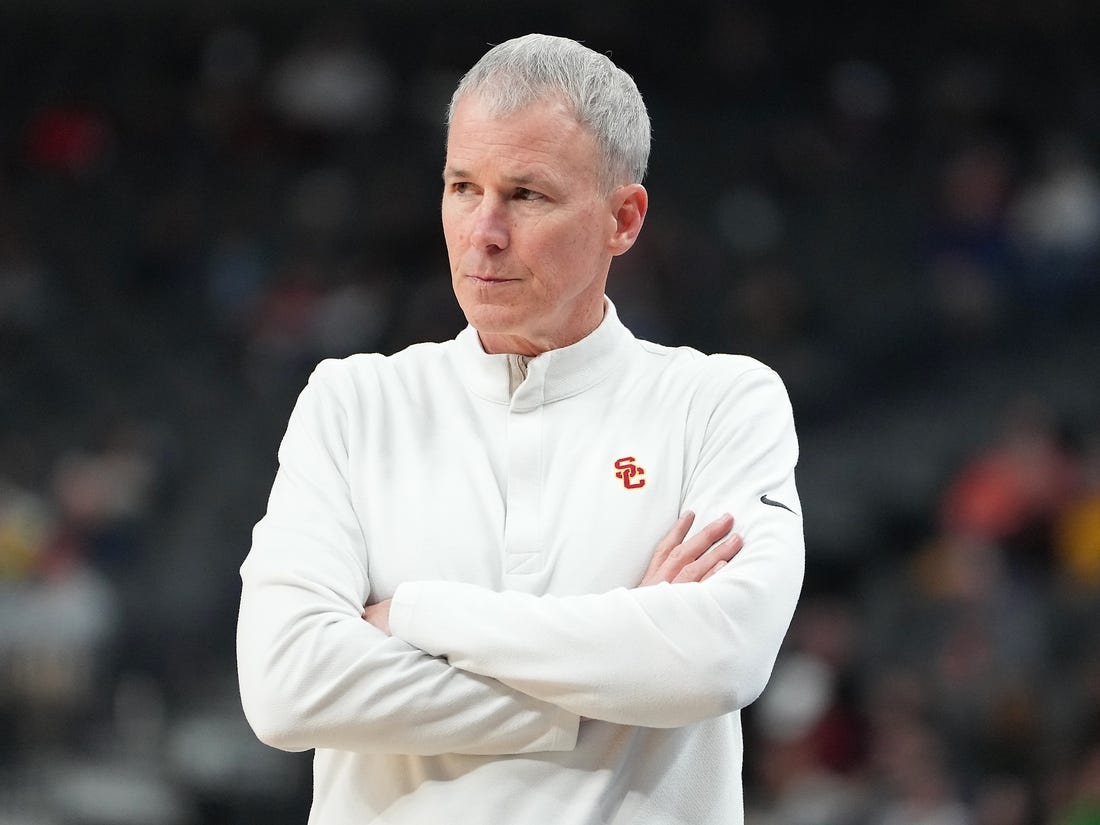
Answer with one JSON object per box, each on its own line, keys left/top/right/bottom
{"left": 313, "top": 340, "right": 456, "bottom": 378}
{"left": 634, "top": 338, "right": 777, "bottom": 386}
{"left": 301, "top": 340, "right": 460, "bottom": 405}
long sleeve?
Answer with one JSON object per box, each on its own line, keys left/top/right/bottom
{"left": 388, "top": 363, "right": 805, "bottom": 728}
{"left": 236, "top": 361, "right": 579, "bottom": 756}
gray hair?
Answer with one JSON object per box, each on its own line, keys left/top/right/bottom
{"left": 447, "top": 33, "right": 651, "bottom": 191}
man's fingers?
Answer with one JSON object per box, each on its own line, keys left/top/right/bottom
{"left": 656, "top": 511, "right": 696, "bottom": 556}
{"left": 668, "top": 513, "right": 734, "bottom": 565}
{"left": 639, "top": 513, "right": 737, "bottom": 587}
{"left": 641, "top": 511, "right": 696, "bottom": 580}
{"left": 673, "top": 533, "right": 744, "bottom": 583}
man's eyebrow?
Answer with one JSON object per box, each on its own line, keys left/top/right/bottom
{"left": 504, "top": 174, "right": 541, "bottom": 188}
{"left": 441, "top": 167, "right": 546, "bottom": 188}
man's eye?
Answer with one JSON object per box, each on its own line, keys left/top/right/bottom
{"left": 514, "top": 188, "right": 543, "bottom": 201}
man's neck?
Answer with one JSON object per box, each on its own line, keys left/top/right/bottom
{"left": 477, "top": 300, "right": 608, "bottom": 356}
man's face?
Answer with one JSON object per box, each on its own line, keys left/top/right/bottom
{"left": 442, "top": 94, "right": 625, "bottom": 356}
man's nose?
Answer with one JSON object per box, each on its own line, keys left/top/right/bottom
{"left": 469, "top": 198, "right": 509, "bottom": 251}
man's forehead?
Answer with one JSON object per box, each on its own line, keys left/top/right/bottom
{"left": 447, "top": 95, "right": 587, "bottom": 146}
{"left": 445, "top": 97, "right": 598, "bottom": 176}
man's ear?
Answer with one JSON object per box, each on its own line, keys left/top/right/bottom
{"left": 608, "top": 184, "right": 648, "bottom": 256}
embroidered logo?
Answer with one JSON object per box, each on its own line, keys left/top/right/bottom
{"left": 614, "top": 456, "right": 646, "bottom": 489}
{"left": 760, "top": 494, "right": 795, "bottom": 514}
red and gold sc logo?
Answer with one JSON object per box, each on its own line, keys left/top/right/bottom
{"left": 614, "top": 456, "right": 646, "bottom": 490}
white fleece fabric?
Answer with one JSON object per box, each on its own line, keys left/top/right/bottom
{"left": 237, "top": 299, "right": 805, "bottom": 824}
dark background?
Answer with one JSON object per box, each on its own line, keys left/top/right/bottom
{"left": 2, "top": 1, "right": 1099, "bottom": 823}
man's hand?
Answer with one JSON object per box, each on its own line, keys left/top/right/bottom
{"left": 638, "top": 512, "right": 742, "bottom": 586}
{"left": 362, "top": 599, "right": 392, "bottom": 635}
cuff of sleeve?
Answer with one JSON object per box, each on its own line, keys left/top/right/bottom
{"left": 543, "top": 706, "right": 581, "bottom": 752}
{"left": 388, "top": 581, "right": 422, "bottom": 646}
{"left": 390, "top": 580, "right": 471, "bottom": 656}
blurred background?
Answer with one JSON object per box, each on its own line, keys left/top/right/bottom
{"left": 1, "top": 0, "right": 1099, "bottom": 823}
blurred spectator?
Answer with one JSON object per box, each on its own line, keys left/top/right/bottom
{"left": 747, "top": 652, "right": 870, "bottom": 825}
{"left": 50, "top": 421, "right": 161, "bottom": 574}
{"left": 868, "top": 720, "right": 972, "bottom": 825}
{"left": 784, "top": 596, "right": 866, "bottom": 772}
{"left": 939, "top": 397, "right": 1079, "bottom": 558}
{"left": 906, "top": 527, "right": 1049, "bottom": 767}
{"left": 308, "top": 263, "right": 391, "bottom": 358}
{"left": 268, "top": 18, "right": 392, "bottom": 135}
{"left": 0, "top": 480, "right": 56, "bottom": 581}
{"left": 1056, "top": 433, "right": 1100, "bottom": 591}
{"left": 244, "top": 255, "right": 326, "bottom": 388}
{"left": 0, "top": 477, "right": 119, "bottom": 761}
{"left": 924, "top": 141, "right": 1016, "bottom": 340}
{"left": 23, "top": 105, "right": 113, "bottom": 177}
{"left": 1008, "top": 135, "right": 1100, "bottom": 314}
{"left": 242, "top": 249, "right": 391, "bottom": 386}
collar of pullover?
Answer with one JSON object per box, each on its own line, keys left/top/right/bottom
{"left": 453, "top": 298, "right": 633, "bottom": 410}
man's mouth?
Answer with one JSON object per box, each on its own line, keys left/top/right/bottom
{"left": 468, "top": 274, "right": 517, "bottom": 284}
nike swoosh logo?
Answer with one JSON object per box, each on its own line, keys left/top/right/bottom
{"left": 760, "top": 494, "right": 795, "bottom": 514}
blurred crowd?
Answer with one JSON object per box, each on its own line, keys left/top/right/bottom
{"left": 1, "top": 1, "right": 1099, "bottom": 823}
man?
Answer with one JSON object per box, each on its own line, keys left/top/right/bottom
{"left": 237, "top": 33, "right": 804, "bottom": 824}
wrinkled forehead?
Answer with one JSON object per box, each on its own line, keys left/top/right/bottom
{"left": 447, "top": 92, "right": 604, "bottom": 170}
{"left": 444, "top": 94, "right": 603, "bottom": 185}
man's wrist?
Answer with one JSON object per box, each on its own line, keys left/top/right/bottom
{"left": 362, "top": 599, "right": 393, "bottom": 635}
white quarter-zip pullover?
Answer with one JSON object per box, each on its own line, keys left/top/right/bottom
{"left": 237, "top": 299, "right": 805, "bottom": 824}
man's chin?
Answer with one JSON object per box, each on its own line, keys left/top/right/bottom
{"left": 456, "top": 298, "right": 522, "bottom": 331}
